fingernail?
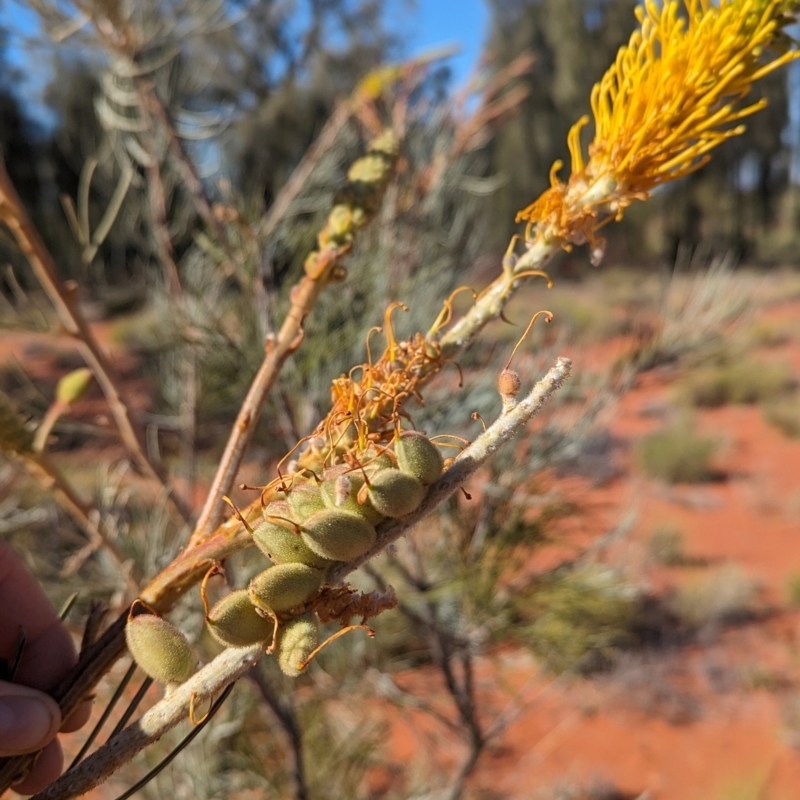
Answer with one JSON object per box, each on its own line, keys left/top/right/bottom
{"left": 0, "top": 695, "right": 56, "bottom": 752}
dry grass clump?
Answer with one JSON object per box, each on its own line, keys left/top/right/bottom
{"left": 680, "top": 359, "right": 794, "bottom": 408}
{"left": 637, "top": 424, "right": 717, "bottom": 484}
{"left": 746, "top": 320, "right": 794, "bottom": 348}
{"left": 623, "top": 255, "right": 753, "bottom": 375}
{"left": 785, "top": 572, "right": 800, "bottom": 607}
{"left": 515, "top": 564, "right": 642, "bottom": 673}
{"left": 647, "top": 523, "right": 686, "bottom": 566}
{"left": 670, "top": 565, "right": 758, "bottom": 631}
{"left": 763, "top": 397, "right": 800, "bottom": 439}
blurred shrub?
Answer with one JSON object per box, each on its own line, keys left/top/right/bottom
{"left": 763, "top": 397, "right": 800, "bottom": 439}
{"left": 648, "top": 523, "right": 685, "bottom": 566}
{"left": 746, "top": 320, "right": 792, "bottom": 348}
{"left": 515, "top": 565, "right": 641, "bottom": 673}
{"left": 671, "top": 565, "right": 758, "bottom": 630}
{"left": 637, "top": 425, "right": 717, "bottom": 484}
{"left": 785, "top": 572, "right": 800, "bottom": 606}
{"left": 681, "top": 360, "right": 794, "bottom": 407}
{"left": 782, "top": 692, "right": 800, "bottom": 750}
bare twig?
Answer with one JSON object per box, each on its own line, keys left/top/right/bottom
{"left": 0, "top": 159, "right": 192, "bottom": 524}
{"left": 257, "top": 100, "right": 352, "bottom": 244}
{"left": 135, "top": 81, "right": 226, "bottom": 242}
{"left": 247, "top": 666, "right": 308, "bottom": 800}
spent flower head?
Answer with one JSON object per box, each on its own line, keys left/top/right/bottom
{"left": 515, "top": 0, "right": 799, "bottom": 253}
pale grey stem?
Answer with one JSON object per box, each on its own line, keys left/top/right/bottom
{"left": 438, "top": 238, "right": 556, "bottom": 358}
{"left": 329, "top": 356, "right": 572, "bottom": 583}
{"left": 31, "top": 645, "right": 264, "bottom": 800}
{"left": 32, "top": 357, "right": 571, "bottom": 800}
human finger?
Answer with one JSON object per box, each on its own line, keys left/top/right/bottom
{"left": 0, "top": 541, "right": 78, "bottom": 692}
{"left": 0, "top": 682, "right": 61, "bottom": 757}
{"left": 10, "top": 739, "right": 63, "bottom": 795}
{"left": 59, "top": 700, "right": 92, "bottom": 733}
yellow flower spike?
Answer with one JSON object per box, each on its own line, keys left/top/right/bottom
{"left": 516, "top": 0, "right": 800, "bottom": 252}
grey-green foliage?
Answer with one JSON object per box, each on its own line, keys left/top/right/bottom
{"left": 517, "top": 564, "right": 641, "bottom": 673}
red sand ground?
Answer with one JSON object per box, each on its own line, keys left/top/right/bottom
{"left": 358, "top": 297, "right": 800, "bottom": 799}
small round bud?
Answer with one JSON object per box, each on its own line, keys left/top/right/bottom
{"left": 301, "top": 508, "right": 377, "bottom": 562}
{"left": 55, "top": 368, "right": 94, "bottom": 405}
{"left": 276, "top": 613, "right": 319, "bottom": 677}
{"left": 126, "top": 614, "right": 195, "bottom": 685}
{"left": 248, "top": 563, "right": 325, "bottom": 614}
{"left": 395, "top": 431, "right": 444, "bottom": 485}
{"left": 367, "top": 129, "right": 400, "bottom": 158}
{"left": 498, "top": 369, "right": 521, "bottom": 399}
{"left": 206, "top": 590, "right": 274, "bottom": 648}
{"left": 367, "top": 468, "right": 425, "bottom": 518}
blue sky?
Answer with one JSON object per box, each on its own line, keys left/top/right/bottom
{"left": 1, "top": 0, "right": 490, "bottom": 110}
{"left": 399, "top": 0, "right": 489, "bottom": 84}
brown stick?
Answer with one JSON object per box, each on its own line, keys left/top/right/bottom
{"left": 257, "top": 101, "right": 352, "bottom": 243}
{"left": 190, "top": 243, "right": 351, "bottom": 541}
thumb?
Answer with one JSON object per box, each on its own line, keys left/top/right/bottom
{"left": 0, "top": 682, "right": 62, "bottom": 756}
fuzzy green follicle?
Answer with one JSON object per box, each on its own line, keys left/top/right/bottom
{"left": 125, "top": 614, "right": 195, "bottom": 685}
{"left": 206, "top": 590, "right": 274, "bottom": 647}
{"left": 320, "top": 468, "right": 384, "bottom": 525}
{"left": 301, "top": 508, "right": 377, "bottom": 561}
{"left": 276, "top": 613, "right": 319, "bottom": 677}
{"left": 395, "top": 431, "right": 444, "bottom": 485}
{"left": 253, "top": 502, "right": 331, "bottom": 568}
{"left": 367, "top": 468, "right": 425, "bottom": 518}
{"left": 285, "top": 482, "right": 327, "bottom": 520}
{"left": 248, "top": 563, "right": 325, "bottom": 614}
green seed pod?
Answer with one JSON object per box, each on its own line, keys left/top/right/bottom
{"left": 253, "top": 503, "right": 331, "bottom": 568}
{"left": 395, "top": 431, "right": 444, "bottom": 485}
{"left": 365, "top": 452, "right": 395, "bottom": 475}
{"left": 206, "top": 590, "right": 274, "bottom": 648}
{"left": 367, "top": 468, "right": 425, "bottom": 518}
{"left": 301, "top": 508, "right": 377, "bottom": 562}
{"left": 248, "top": 563, "right": 324, "bottom": 614}
{"left": 262, "top": 499, "right": 292, "bottom": 521}
{"left": 55, "top": 368, "right": 94, "bottom": 405}
{"left": 126, "top": 614, "right": 195, "bottom": 685}
{"left": 320, "top": 468, "right": 384, "bottom": 526}
{"left": 285, "top": 483, "right": 326, "bottom": 520}
{"left": 276, "top": 613, "right": 319, "bottom": 677}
